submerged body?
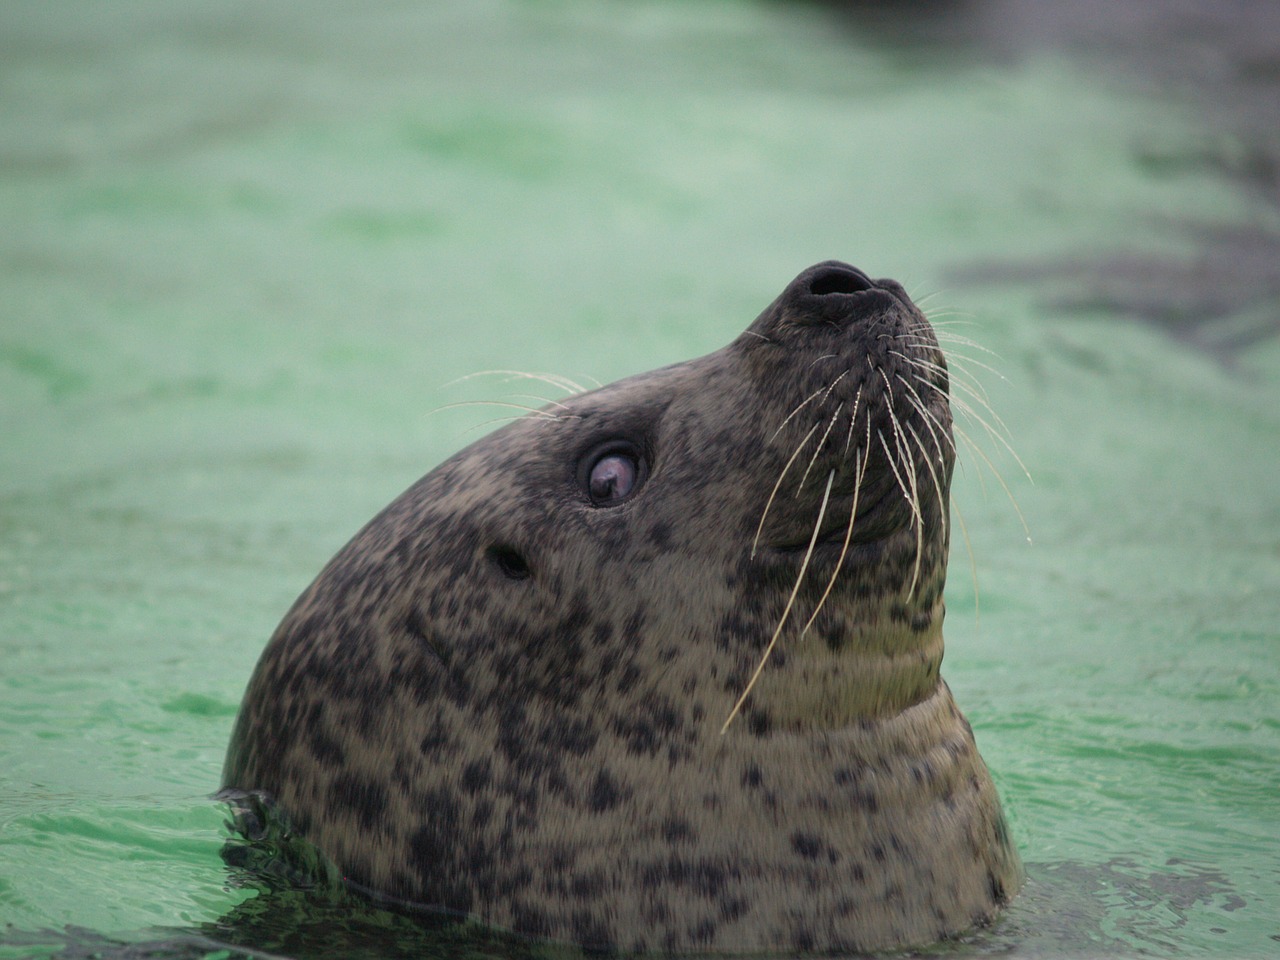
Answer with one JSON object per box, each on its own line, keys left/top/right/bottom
{"left": 223, "top": 262, "right": 1022, "bottom": 953}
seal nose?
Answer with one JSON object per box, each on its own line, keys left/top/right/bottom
{"left": 803, "top": 262, "right": 875, "bottom": 297}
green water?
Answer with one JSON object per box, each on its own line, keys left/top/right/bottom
{"left": 2, "top": 2, "right": 1277, "bottom": 957}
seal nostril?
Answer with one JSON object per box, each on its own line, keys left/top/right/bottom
{"left": 808, "top": 267, "right": 873, "bottom": 297}
{"left": 487, "top": 544, "right": 532, "bottom": 581}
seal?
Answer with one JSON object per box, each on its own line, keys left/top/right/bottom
{"left": 221, "top": 261, "right": 1023, "bottom": 953}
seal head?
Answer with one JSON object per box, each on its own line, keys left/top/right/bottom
{"left": 223, "top": 261, "right": 1022, "bottom": 953}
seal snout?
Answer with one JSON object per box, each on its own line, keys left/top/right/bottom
{"left": 779, "top": 260, "right": 907, "bottom": 329}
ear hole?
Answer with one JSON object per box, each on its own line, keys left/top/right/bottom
{"left": 486, "top": 544, "right": 532, "bottom": 581}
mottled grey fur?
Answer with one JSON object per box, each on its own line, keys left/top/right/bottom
{"left": 223, "top": 262, "right": 1023, "bottom": 953}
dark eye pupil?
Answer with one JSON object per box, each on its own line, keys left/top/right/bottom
{"left": 589, "top": 454, "right": 637, "bottom": 504}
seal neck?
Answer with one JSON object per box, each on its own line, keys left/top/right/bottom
{"left": 747, "top": 599, "right": 946, "bottom": 731}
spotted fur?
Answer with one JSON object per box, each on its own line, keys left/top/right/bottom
{"left": 223, "top": 262, "right": 1022, "bottom": 953}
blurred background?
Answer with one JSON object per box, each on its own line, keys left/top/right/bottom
{"left": 1, "top": 2, "right": 1277, "bottom": 957}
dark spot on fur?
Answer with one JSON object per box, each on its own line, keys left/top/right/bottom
{"left": 791, "top": 927, "right": 817, "bottom": 952}
{"left": 544, "top": 716, "right": 598, "bottom": 756}
{"left": 418, "top": 721, "right": 452, "bottom": 756}
{"left": 688, "top": 918, "right": 717, "bottom": 945}
{"left": 662, "top": 817, "right": 694, "bottom": 843}
{"left": 495, "top": 864, "right": 531, "bottom": 899}
{"left": 791, "top": 831, "right": 823, "bottom": 860}
{"left": 639, "top": 855, "right": 732, "bottom": 899}
{"left": 511, "top": 901, "right": 553, "bottom": 938}
{"left": 470, "top": 797, "right": 493, "bottom": 831}
{"left": 741, "top": 763, "right": 763, "bottom": 788}
{"left": 407, "top": 787, "right": 473, "bottom": 914}
{"left": 589, "top": 769, "right": 623, "bottom": 812}
{"left": 612, "top": 695, "right": 683, "bottom": 756}
{"left": 330, "top": 772, "right": 388, "bottom": 830}
{"left": 570, "top": 869, "right": 604, "bottom": 899}
{"left": 572, "top": 911, "right": 614, "bottom": 948}
{"left": 747, "top": 709, "right": 772, "bottom": 736}
{"left": 461, "top": 759, "right": 491, "bottom": 793}
{"left": 647, "top": 520, "right": 673, "bottom": 550}
{"left": 615, "top": 662, "right": 641, "bottom": 695}
{"left": 623, "top": 607, "right": 646, "bottom": 639}
{"left": 719, "top": 895, "right": 748, "bottom": 922}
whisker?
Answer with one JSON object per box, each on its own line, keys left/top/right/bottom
{"left": 797, "top": 401, "right": 845, "bottom": 494}
{"left": 753, "top": 419, "right": 822, "bottom": 558}
{"left": 936, "top": 349, "right": 1009, "bottom": 388}
{"left": 723, "top": 469, "right": 836, "bottom": 735}
{"left": 934, "top": 330, "right": 1002, "bottom": 358}
{"left": 769, "top": 386, "right": 829, "bottom": 443}
{"left": 911, "top": 372, "right": 1029, "bottom": 486}
{"left": 799, "top": 445, "right": 870, "bottom": 637}
{"left": 843, "top": 384, "right": 865, "bottom": 455}
{"left": 504, "top": 393, "right": 577, "bottom": 412}
{"left": 906, "top": 421, "right": 947, "bottom": 541}
{"left": 886, "top": 348, "right": 995, "bottom": 408}
{"left": 874, "top": 369, "right": 922, "bottom": 523}
{"left": 895, "top": 373, "right": 956, "bottom": 459}
{"left": 431, "top": 399, "right": 567, "bottom": 419}
{"left": 947, "top": 390, "right": 1032, "bottom": 484}
{"left": 457, "top": 413, "right": 574, "bottom": 435}
{"left": 953, "top": 425, "right": 1032, "bottom": 543}
{"left": 877, "top": 419, "right": 925, "bottom": 597}
{"left": 444, "top": 369, "right": 589, "bottom": 396}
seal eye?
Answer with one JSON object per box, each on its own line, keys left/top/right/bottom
{"left": 588, "top": 453, "right": 637, "bottom": 505}
{"left": 579, "top": 439, "right": 647, "bottom": 507}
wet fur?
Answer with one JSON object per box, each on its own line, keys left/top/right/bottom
{"left": 222, "top": 262, "right": 1023, "bottom": 953}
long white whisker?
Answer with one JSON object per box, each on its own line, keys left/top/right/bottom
{"left": 431, "top": 399, "right": 566, "bottom": 419}
{"left": 753, "top": 420, "right": 823, "bottom": 557}
{"left": 504, "top": 393, "right": 577, "bottom": 412}
{"left": 895, "top": 373, "right": 956, "bottom": 459}
{"left": 947, "top": 390, "right": 1033, "bottom": 483}
{"left": 769, "top": 386, "right": 829, "bottom": 443}
{"left": 954, "top": 426, "right": 1032, "bottom": 542}
{"left": 798, "top": 401, "right": 845, "bottom": 494}
{"left": 444, "top": 369, "right": 589, "bottom": 395}
{"left": 877, "top": 421, "right": 925, "bottom": 596}
{"left": 800, "top": 447, "right": 870, "bottom": 636}
{"left": 906, "top": 421, "right": 947, "bottom": 541}
{"left": 934, "top": 330, "right": 1003, "bottom": 359}
{"left": 843, "top": 384, "right": 865, "bottom": 455}
{"left": 723, "top": 470, "right": 836, "bottom": 735}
